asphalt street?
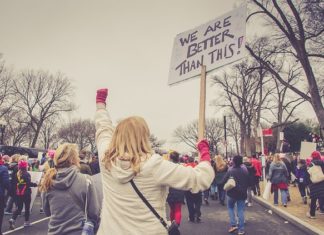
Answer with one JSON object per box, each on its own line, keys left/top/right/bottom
{"left": 2, "top": 195, "right": 307, "bottom": 235}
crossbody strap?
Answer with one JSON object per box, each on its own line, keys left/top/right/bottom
{"left": 130, "top": 179, "right": 168, "bottom": 230}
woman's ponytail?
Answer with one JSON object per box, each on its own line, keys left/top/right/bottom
{"left": 40, "top": 168, "right": 57, "bottom": 192}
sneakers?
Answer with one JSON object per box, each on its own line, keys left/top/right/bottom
{"left": 24, "top": 221, "right": 32, "bottom": 227}
{"left": 306, "top": 212, "right": 316, "bottom": 219}
{"left": 188, "top": 218, "right": 195, "bottom": 223}
{"left": 204, "top": 198, "right": 209, "bottom": 205}
{"left": 40, "top": 208, "right": 45, "bottom": 214}
{"left": 303, "top": 196, "right": 307, "bottom": 205}
{"left": 228, "top": 226, "right": 238, "bottom": 233}
{"left": 4, "top": 211, "right": 12, "bottom": 215}
{"left": 283, "top": 204, "right": 287, "bottom": 207}
{"left": 238, "top": 231, "right": 245, "bottom": 235}
{"left": 9, "top": 219, "right": 15, "bottom": 230}
{"left": 196, "top": 217, "right": 201, "bottom": 223}
{"left": 247, "top": 203, "right": 252, "bottom": 207}
{"left": 318, "top": 211, "right": 324, "bottom": 215}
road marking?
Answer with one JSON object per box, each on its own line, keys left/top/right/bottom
{"left": 3, "top": 217, "right": 50, "bottom": 234}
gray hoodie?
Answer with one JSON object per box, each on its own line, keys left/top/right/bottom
{"left": 269, "top": 162, "right": 289, "bottom": 184}
{"left": 42, "top": 166, "right": 100, "bottom": 235}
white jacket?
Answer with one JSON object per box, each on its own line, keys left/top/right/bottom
{"left": 95, "top": 105, "right": 214, "bottom": 235}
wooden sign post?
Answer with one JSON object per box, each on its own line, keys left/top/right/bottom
{"left": 198, "top": 65, "right": 206, "bottom": 140}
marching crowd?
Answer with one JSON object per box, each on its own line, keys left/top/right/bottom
{"left": 0, "top": 89, "right": 323, "bottom": 235}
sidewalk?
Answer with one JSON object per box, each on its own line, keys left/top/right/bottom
{"left": 255, "top": 182, "right": 324, "bottom": 235}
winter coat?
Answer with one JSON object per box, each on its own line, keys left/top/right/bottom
{"left": 223, "top": 166, "right": 249, "bottom": 200}
{"left": 95, "top": 104, "right": 214, "bottom": 235}
{"left": 269, "top": 162, "right": 289, "bottom": 185}
{"left": 295, "top": 165, "right": 308, "bottom": 186}
{"left": 214, "top": 166, "right": 228, "bottom": 185}
{"left": 308, "top": 160, "right": 324, "bottom": 199}
{"left": 251, "top": 158, "right": 262, "bottom": 177}
{"left": 90, "top": 160, "right": 100, "bottom": 175}
{"left": 167, "top": 188, "right": 185, "bottom": 204}
{"left": 16, "top": 170, "right": 37, "bottom": 195}
{"left": 7, "top": 162, "right": 18, "bottom": 196}
{"left": 244, "top": 162, "right": 256, "bottom": 187}
{"left": 41, "top": 166, "right": 100, "bottom": 235}
{"left": 0, "top": 165, "right": 9, "bottom": 196}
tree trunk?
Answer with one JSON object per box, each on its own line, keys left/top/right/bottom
{"left": 31, "top": 123, "right": 42, "bottom": 148}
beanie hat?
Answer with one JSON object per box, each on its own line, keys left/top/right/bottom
{"left": 47, "top": 150, "right": 56, "bottom": 159}
{"left": 311, "top": 151, "right": 321, "bottom": 160}
{"left": 2, "top": 155, "right": 10, "bottom": 162}
{"left": 18, "top": 160, "right": 28, "bottom": 169}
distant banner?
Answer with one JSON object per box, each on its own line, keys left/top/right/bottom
{"left": 262, "top": 128, "right": 273, "bottom": 137}
{"left": 168, "top": 5, "right": 246, "bottom": 85}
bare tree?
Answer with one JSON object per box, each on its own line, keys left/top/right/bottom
{"left": 58, "top": 119, "right": 96, "bottom": 152}
{"left": 39, "top": 116, "right": 59, "bottom": 150}
{"left": 149, "top": 134, "right": 165, "bottom": 153}
{"left": 212, "top": 60, "right": 273, "bottom": 155}
{"left": 173, "top": 119, "right": 223, "bottom": 155}
{"left": 0, "top": 56, "right": 13, "bottom": 118}
{"left": 12, "top": 70, "right": 74, "bottom": 147}
{"left": 226, "top": 113, "right": 241, "bottom": 155}
{"left": 247, "top": 0, "right": 324, "bottom": 136}
{"left": 2, "top": 109, "right": 31, "bottom": 146}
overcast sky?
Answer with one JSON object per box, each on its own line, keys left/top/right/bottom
{"left": 0, "top": 0, "right": 315, "bottom": 152}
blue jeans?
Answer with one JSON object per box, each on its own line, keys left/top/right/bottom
{"left": 273, "top": 189, "right": 287, "bottom": 205}
{"left": 210, "top": 184, "right": 218, "bottom": 195}
{"left": 227, "top": 196, "right": 245, "bottom": 232}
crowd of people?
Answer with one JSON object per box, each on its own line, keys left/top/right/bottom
{"left": 0, "top": 89, "right": 322, "bottom": 235}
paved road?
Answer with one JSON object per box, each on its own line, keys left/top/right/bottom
{"left": 3, "top": 196, "right": 307, "bottom": 235}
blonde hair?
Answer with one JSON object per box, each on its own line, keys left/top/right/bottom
{"left": 103, "top": 116, "right": 152, "bottom": 174}
{"left": 11, "top": 154, "right": 20, "bottom": 163}
{"left": 273, "top": 153, "right": 282, "bottom": 164}
{"left": 40, "top": 143, "right": 80, "bottom": 192}
{"left": 215, "top": 155, "right": 227, "bottom": 171}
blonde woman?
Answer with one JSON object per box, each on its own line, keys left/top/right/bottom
{"left": 41, "top": 143, "right": 100, "bottom": 235}
{"left": 268, "top": 153, "right": 289, "bottom": 207}
{"left": 95, "top": 89, "right": 214, "bottom": 235}
{"left": 214, "top": 155, "right": 228, "bottom": 205}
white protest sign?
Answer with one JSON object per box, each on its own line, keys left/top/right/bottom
{"left": 300, "top": 141, "right": 317, "bottom": 159}
{"left": 29, "top": 171, "right": 43, "bottom": 209}
{"left": 168, "top": 5, "right": 246, "bottom": 85}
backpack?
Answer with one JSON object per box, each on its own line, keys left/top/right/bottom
{"left": 308, "top": 163, "right": 324, "bottom": 184}
{"left": 16, "top": 173, "right": 27, "bottom": 196}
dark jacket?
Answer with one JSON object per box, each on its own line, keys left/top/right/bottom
{"left": 80, "top": 162, "right": 92, "bottom": 175}
{"left": 167, "top": 188, "right": 185, "bottom": 204}
{"left": 282, "top": 158, "right": 292, "bottom": 180}
{"left": 8, "top": 162, "right": 19, "bottom": 196}
{"left": 90, "top": 161, "right": 100, "bottom": 175}
{"left": 0, "top": 165, "right": 9, "bottom": 196}
{"left": 269, "top": 162, "right": 289, "bottom": 184}
{"left": 244, "top": 162, "right": 256, "bottom": 187}
{"left": 214, "top": 166, "right": 228, "bottom": 185}
{"left": 295, "top": 165, "right": 308, "bottom": 185}
{"left": 308, "top": 160, "right": 324, "bottom": 199}
{"left": 16, "top": 170, "right": 37, "bottom": 195}
{"left": 223, "top": 166, "right": 249, "bottom": 200}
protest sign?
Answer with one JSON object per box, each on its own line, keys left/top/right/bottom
{"left": 29, "top": 171, "right": 43, "bottom": 211}
{"left": 168, "top": 5, "right": 246, "bottom": 85}
{"left": 300, "top": 141, "right": 317, "bottom": 159}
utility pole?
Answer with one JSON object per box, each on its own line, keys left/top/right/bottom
{"left": 224, "top": 116, "right": 227, "bottom": 159}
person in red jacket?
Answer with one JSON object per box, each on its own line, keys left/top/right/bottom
{"left": 251, "top": 155, "right": 262, "bottom": 196}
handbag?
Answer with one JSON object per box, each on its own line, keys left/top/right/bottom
{"left": 308, "top": 163, "right": 324, "bottom": 184}
{"left": 68, "top": 176, "right": 95, "bottom": 235}
{"left": 130, "top": 179, "right": 180, "bottom": 235}
{"left": 224, "top": 176, "right": 236, "bottom": 191}
{"left": 262, "top": 181, "right": 272, "bottom": 200}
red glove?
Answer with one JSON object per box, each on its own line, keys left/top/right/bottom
{"left": 96, "top": 89, "right": 108, "bottom": 104}
{"left": 197, "top": 139, "right": 211, "bottom": 162}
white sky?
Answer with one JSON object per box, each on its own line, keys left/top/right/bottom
{"left": 0, "top": 0, "right": 316, "bottom": 152}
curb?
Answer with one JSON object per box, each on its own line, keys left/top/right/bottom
{"left": 253, "top": 196, "right": 324, "bottom": 235}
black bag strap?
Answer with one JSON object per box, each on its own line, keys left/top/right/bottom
{"left": 130, "top": 179, "right": 168, "bottom": 230}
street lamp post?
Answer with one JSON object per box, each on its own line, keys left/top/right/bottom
{"left": 0, "top": 122, "right": 6, "bottom": 145}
